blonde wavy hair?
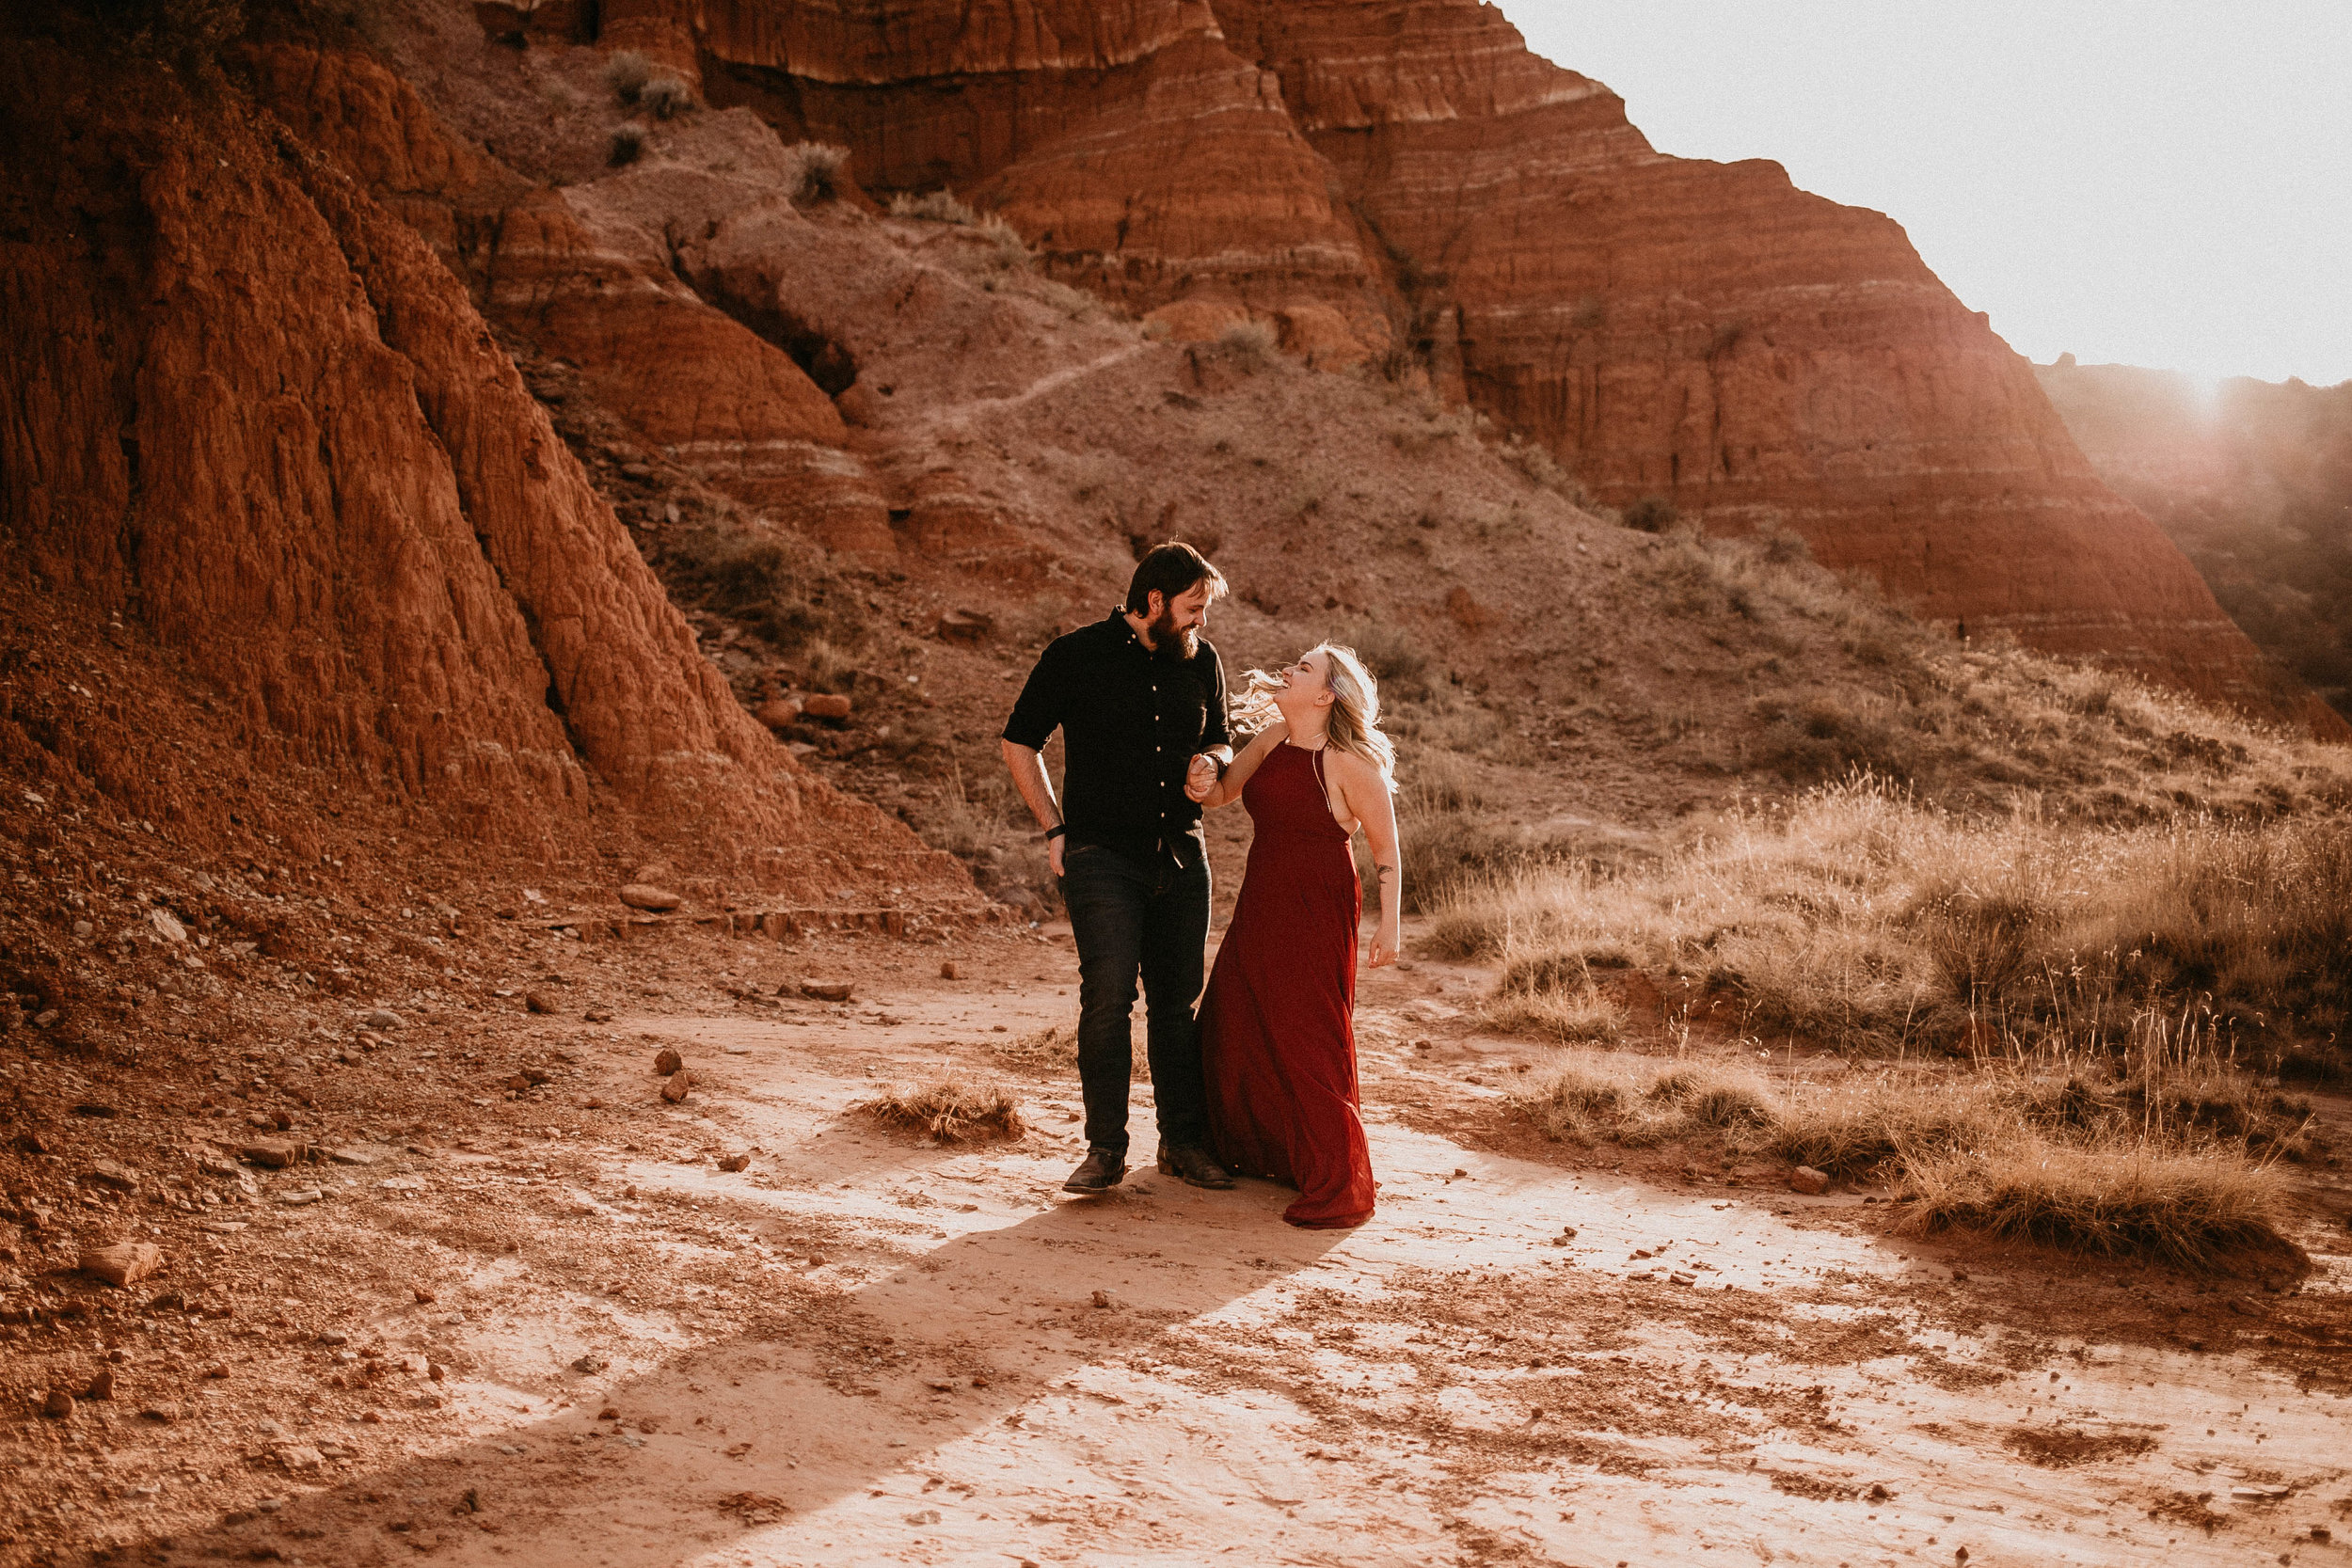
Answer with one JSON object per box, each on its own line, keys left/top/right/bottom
{"left": 1232, "top": 641, "right": 1397, "bottom": 790}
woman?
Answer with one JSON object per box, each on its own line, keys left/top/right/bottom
{"left": 1193, "top": 643, "right": 1401, "bottom": 1228}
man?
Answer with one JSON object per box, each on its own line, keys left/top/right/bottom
{"left": 1001, "top": 542, "right": 1238, "bottom": 1194}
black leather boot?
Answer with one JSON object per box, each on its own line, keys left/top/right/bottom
{"left": 1062, "top": 1148, "right": 1128, "bottom": 1193}
{"left": 1156, "top": 1143, "right": 1235, "bottom": 1189}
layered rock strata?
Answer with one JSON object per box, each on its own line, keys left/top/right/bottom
{"left": 0, "top": 26, "right": 970, "bottom": 896}
{"left": 613, "top": 0, "right": 2301, "bottom": 721}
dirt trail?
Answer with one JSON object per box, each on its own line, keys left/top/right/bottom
{"left": 9, "top": 925, "right": 2349, "bottom": 1567}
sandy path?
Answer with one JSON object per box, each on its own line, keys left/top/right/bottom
{"left": 130, "top": 975, "right": 2342, "bottom": 1567}
{"left": 21, "top": 928, "right": 2347, "bottom": 1567}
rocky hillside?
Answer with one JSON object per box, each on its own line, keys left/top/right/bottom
{"left": 2037, "top": 357, "right": 2352, "bottom": 722}
{"left": 6, "top": 0, "right": 2347, "bottom": 990}
{"left": 525, "top": 0, "right": 2312, "bottom": 721}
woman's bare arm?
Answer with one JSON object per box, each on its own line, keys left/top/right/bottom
{"left": 1333, "top": 752, "right": 1404, "bottom": 967}
{"left": 1198, "top": 720, "right": 1288, "bottom": 809}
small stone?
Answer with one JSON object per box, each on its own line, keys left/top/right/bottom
{"left": 412, "top": 1284, "right": 437, "bottom": 1303}
{"left": 149, "top": 908, "right": 188, "bottom": 943}
{"left": 653, "top": 1048, "right": 683, "bottom": 1076}
{"left": 41, "top": 1388, "right": 74, "bottom": 1419}
{"left": 278, "top": 1187, "right": 325, "bottom": 1206}
{"left": 428, "top": 1361, "right": 446, "bottom": 1382}
{"left": 525, "top": 992, "right": 556, "bottom": 1015}
{"left": 80, "top": 1243, "right": 165, "bottom": 1287}
{"left": 802, "top": 692, "right": 852, "bottom": 721}
{"left": 755, "top": 696, "right": 803, "bottom": 732}
{"left": 571, "top": 1354, "right": 609, "bottom": 1373}
{"left": 317, "top": 1330, "right": 349, "bottom": 1346}
{"left": 87, "top": 1158, "right": 140, "bottom": 1191}
{"left": 325, "top": 1147, "right": 377, "bottom": 1166}
{"left": 1090, "top": 1290, "right": 1116, "bottom": 1309}
{"left": 33, "top": 1009, "right": 59, "bottom": 1028}
{"left": 202, "top": 1364, "right": 229, "bottom": 1380}
{"left": 86, "top": 1368, "right": 115, "bottom": 1400}
{"left": 598, "top": 1406, "right": 621, "bottom": 1421}
{"left": 936, "top": 608, "right": 994, "bottom": 642}
{"left": 241, "top": 1138, "right": 300, "bottom": 1169}
{"left": 73, "top": 1101, "right": 118, "bottom": 1117}
{"left": 1669, "top": 1271, "right": 1696, "bottom": 1287}
{"left": 198, "top": 1155, "right": 241, "bottom": 1179}
{"left": 800, "top": 980, "right": 853, "bottom": 1003}
{"left": 584, "top": 1007, "right": 613, "bottom": 1023}
{"left": 939, "top": 959, "right": 961, "bottom": 980}
{"left": 660, "top": 1070, "right": 692, "bottom": 1104}
{"left": 281, "top": 1445, "right": 325, "bottom": 1470}
{"left": 717, "top": 1153, "right": 750, "bottom": 1172}
{"left": 618, "top": 884, "right": 682, "bottom": 912}
{"left": 362, "top": 1009, "right": 404, "bottom": 1031}
{"left": 147, "top": 1289, "right": 185, "bottom": 1312}
{"left": 1788, "top": 1166, "right": 1831, "bottom": 1196}
{"left": 1950, "top": 1268, "right": 1969, "bottom": 1282}
{"left": 138, "top": 1402, "right": 178, "bottom": 1423}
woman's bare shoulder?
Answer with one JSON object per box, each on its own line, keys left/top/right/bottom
{"left": 1325, "top": 747, "right": 1391, "bottom": 790}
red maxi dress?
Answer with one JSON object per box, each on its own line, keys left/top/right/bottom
{"left": 1198, "top": 741, "right": 1377, "bottom": 1228}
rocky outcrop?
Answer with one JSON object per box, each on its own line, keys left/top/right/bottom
{"left": 0, "top": 25, "right": 971, "bottom": 898}
{"left": 612, "top": 0, "right": 2305, "bottom": 722}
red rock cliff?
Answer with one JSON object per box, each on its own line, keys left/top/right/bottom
{"left": 637, "top": 0, "right": 2303, "bottom": 722}
{"left": 0, "top": 25, "right": 972, "bottom": 898}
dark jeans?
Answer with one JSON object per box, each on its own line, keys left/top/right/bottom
{"left": 1058, "top": 841, "right": 1212, "bottom": 1157}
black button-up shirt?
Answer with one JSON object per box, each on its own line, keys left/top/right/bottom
{"left": 1002, "top": 610, "right": 1231, "bottom": 865}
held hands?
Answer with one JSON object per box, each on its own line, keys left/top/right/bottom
{"left": 1184, "top": 752, "right": 1220, "bottom": 802}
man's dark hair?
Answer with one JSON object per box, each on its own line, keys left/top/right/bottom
{"left": 1124, "top": 541, "right": 1229, "bottom": 615}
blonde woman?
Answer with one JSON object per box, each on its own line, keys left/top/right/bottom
{"left": 1187, "top": 643, "right": 1400, "bottom": 1227}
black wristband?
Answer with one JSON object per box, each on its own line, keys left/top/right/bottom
{"left": 1043, "top": 824, "right": 1067, "bottom": 841}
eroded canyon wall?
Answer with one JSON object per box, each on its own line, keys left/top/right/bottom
{"left": 0, "top": 21, "right": 972, "bottom": 899}
{"left": 628, "top": 0, "right": 2306, "bottom": 723}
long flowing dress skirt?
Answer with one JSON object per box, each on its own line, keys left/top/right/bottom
{"left": 1198, "top": 743, "right": 1377, "bottom": 1228}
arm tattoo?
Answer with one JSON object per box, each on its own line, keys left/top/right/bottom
{"left": 1375, "top": 863, "right": 1396, "bottom": 883}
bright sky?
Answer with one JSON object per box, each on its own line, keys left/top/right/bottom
{"left": 1500, "top": 2, "right": 2352, "bottom": 386}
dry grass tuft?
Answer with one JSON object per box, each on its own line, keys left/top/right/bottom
{"left": 889, "top": 188, "right": 979, "bottom": 225}
{"left": 988, "top": 1023, "right": 1074, "bottom": 1077}
{"left": 1439, "top": 773, "right": 2352, "bottom": 1069}
{"left": 603, "top": 50, "right": 650, "bottom": 103}
{"left": 1507, "top": 1022, "right": 2308, "bottom": 1268}
{"left": 784, "top": 142, "right": 849, "bottom": 203}
{"left": 853, "top": 1078, "right": 1027, "bottom": 1143}
{"left": 639, "top": 75, "right": 694, "bottom": 119}
{"left": 1217, "top": 319, "right": 1279, "bottom": 371}
{"left": 1903, "top": 1136, "right": 2296, "bottom": 1271}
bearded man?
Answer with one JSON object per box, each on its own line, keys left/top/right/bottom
{"left": 1001, "top": 542, "right": 1238, "bottom": 1194}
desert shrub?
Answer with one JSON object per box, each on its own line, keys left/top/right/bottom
{"left": 608, "top": 124, "right": 645, "bottom": 166}
{"left": 785, "top": 142, "right": 849, "bottom": 204}
{"left": 853, "top": 1079, "right": 1026, "bottom": 1143}
{"left": 603, "top": 49, "right": 651, "bottom": 103}
{"left": 973, "top": 214, "right": 1032, "bottom": 272}
{"left": 889, "top": 189, "right": 978, "bottom": 225}
{"left": 1217, "top": 319, "right": 1279, "bottom": 371}
{"left": 1621, "top": 496, "right": 1678, "bottom": 533}
{"left": 639, "top": 75, "right": 695, "bottom": 119}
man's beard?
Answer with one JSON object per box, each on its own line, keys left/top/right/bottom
{"left": 1149, "top": 609, "right": 1200, "bottom": 661}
